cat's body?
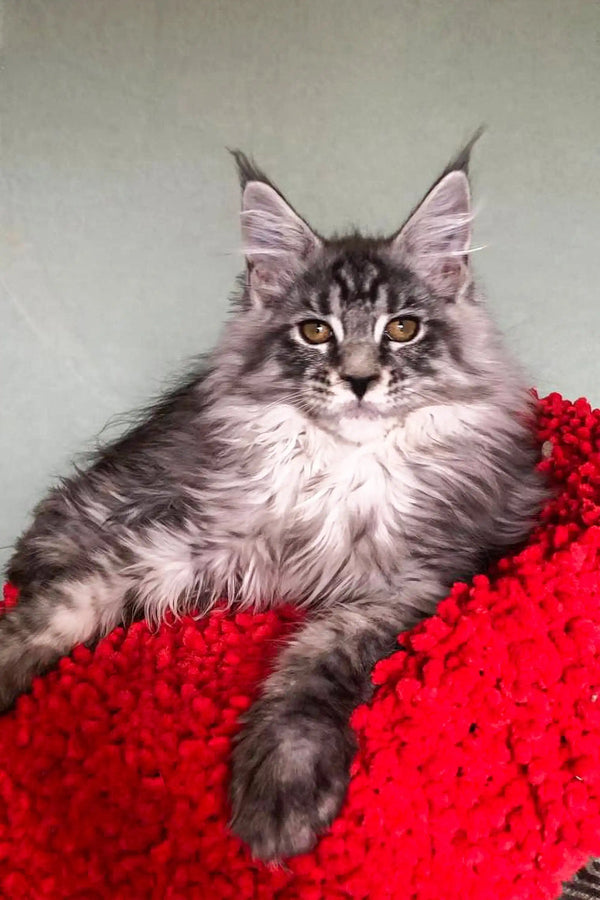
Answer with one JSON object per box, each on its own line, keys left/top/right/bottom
{"left": 2, "top": 138, "right": 548, "bottom": 860}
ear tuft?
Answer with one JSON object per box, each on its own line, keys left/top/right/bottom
{"left": 441, "top": 125, "right": 485, "bottom": 180}
{"left": 229, "top": 150, "right": 272, "bottom": 191}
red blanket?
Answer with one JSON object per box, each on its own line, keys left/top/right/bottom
{"left": 2, "top": 392, "right": 600, "bottom": 899}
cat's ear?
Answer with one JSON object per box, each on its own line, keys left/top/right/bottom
{"left": 391, "top": 129, "right": 483, "bottom": 299}
{"left": 391, "top": 169, "right": 472, "bottom": 299}
{"left": 231, "top": 152, "right": 320, "bottom": 304}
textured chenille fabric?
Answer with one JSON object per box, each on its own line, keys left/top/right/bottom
{"left": 1, "top": 391, "right": 600, "bottom": 900}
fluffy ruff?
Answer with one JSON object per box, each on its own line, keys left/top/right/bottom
{"left": 1, "top": 392, "right": 600, "bottom": 900}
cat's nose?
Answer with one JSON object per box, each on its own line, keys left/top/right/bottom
{"left": 339, "top": 341, "right": 380, "bottom": 399}
{"left": 343, "top": 375, "right": 378, "bottom": 400}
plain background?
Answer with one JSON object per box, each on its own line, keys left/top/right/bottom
{"left": 1, "top": 0, "right": 599, "bottom": 565}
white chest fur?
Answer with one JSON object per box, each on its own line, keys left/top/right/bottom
{"left": 131, "top": 398, "right": 502, "bottom": 617}
{"left": 199, "top": 404, "right": 425, "bottom": 607}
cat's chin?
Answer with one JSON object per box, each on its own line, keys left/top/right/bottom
{"left": 325, "top": 408, "right": 398, "bottom": 445}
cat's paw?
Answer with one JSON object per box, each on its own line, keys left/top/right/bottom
{"left": 229, "top": 702, "right": 355, "bottom": 861}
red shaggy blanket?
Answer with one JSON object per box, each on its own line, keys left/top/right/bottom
{"left": 2, "top": 393, "right": 600, "bottom": 900}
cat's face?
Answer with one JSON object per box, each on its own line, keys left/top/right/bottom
{"left": 261, "top": 245, "right": 467, "bottom": 430}
{"left": 227, "top": 148, "right": 497, "bottom": 440}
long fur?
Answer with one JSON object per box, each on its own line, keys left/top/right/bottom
{"left": 2, "top": 138, "right": 548, "bottom": 860}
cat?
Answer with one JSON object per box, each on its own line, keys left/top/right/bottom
{"left": 2, "top": 134, "right": 548, "bottom": 861}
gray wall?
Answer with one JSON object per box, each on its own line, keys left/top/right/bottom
{"left": 1, "top": 0, "right": 599, "bottom": 564}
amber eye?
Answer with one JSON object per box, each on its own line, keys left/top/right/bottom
{"left": 299, "top": 320, "right": 333, "bottom": 345}
{"left": 384, "top": 317, "right": 420, "bottom": 343}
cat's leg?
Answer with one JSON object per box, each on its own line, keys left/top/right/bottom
{"left": 229, "top": 590, "right": 439, "bottom": 861}
{"left": 1, "top": 518, "right": 201, "bottom": 712}
{"left": 0, "top": 562, "right": 129, "bottom": 711}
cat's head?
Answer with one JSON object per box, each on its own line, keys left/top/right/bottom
{"left": 224, "top": 133, "right": 509, "bottom": 442}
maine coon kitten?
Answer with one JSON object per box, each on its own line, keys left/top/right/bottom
{"left": 2, "top": 136, "right": 548, "bottom": 861}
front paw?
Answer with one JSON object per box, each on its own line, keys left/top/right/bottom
{"left": 229, "top": 701, "right": 355, "bottom": 861}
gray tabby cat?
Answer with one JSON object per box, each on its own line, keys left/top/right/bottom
{"left": 2, "top": 136, "right": 548, "bottom": 861}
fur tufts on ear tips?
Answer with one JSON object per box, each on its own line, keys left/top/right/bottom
{"left": 440, "top": 125, "right": 486, "bottom": 180}
{"left": 391, "top": 130, "right": 485, "bottom": 299}
{"left": 229, "top": 149, "right": 274, "bottom": 192}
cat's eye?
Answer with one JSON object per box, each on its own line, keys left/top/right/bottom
{"left": 299, "top": 320, "right": 333, "bottom": 345}
{"left": 384, "top": 317, "right": 420, "bottom": 343}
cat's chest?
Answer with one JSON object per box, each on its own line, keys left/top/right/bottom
{"left": 245, "top": 414, "right": 413, "bottom": 551}
{"left": 270, "top": 441, "right": 406, "bottom": 526}
{"left": 204, "top": 401, "right": 490, "bottom": 605}
{"left": 201, "top": 421, "right": 411, "bottom": 606}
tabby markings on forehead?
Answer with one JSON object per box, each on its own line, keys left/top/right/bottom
{"left": 326, "top": 279, "right": 344, "bottom": 319}
{"left": 328, "top": 262, "right": 389, "bottom": 313}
